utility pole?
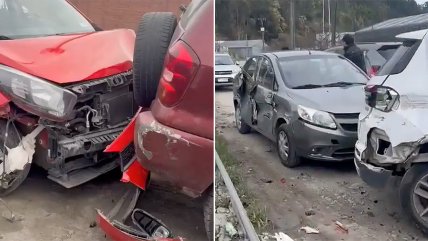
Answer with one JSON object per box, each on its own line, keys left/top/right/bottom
{"left": 322, "top": 0, "right": 325, "bottom": 35}
{"left": 328, "top": 0, "right": 331, "bottom": 47}
{"left": 257, "top": 18, "right": 266, "bottom": 51}
{"left": 290, "top": 0, "right": 295, "bottom": 49}
{"left": 332, "top": 0, "right": 338, "bottom": 46}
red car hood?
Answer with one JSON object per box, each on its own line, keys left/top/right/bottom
{"left": 0, "top": 29, "right": 135, "bottom": 84}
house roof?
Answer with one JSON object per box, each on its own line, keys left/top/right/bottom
{"left": 355, "top": 13, "right": 428, "bottom": 42}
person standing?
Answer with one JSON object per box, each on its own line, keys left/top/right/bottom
{"left": 342, "top": 34, "right": 367, "bottom": 73}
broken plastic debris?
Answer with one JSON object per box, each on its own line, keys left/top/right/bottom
{"left": 225, "top": 222, "right": 238, "bottom": 237}
{"left": 300, "top": 226, "right": 320, "bottom": 234}
{"left": 335, "top": 221, "right": 349, "bottom": 234}
{"left": 273, "top": 232, "right": 294, "bottom": 241}
{"left": 3, "top": 125, "right": 44, "bottom": 173}
{"left": 0, "top": 198, "right": 21, "bottom": 223}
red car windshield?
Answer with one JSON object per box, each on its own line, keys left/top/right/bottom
{"left": 0, "top": 0, "right": 95, "bottom": 39}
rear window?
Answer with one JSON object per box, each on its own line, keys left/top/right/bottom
{"left": 377, "top": 40, "right": 421, "bottom": 75}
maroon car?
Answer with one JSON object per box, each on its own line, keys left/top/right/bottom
{"left": 98, "top": 0, "right": 214, "bottom": 240}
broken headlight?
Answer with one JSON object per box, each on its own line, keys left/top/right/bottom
{"left": 365, "top": 85, "right": 399, "bottom": 112}
{"left": 0, "top": 65, "right": 77, "bottom": 121}
{"left": 297, "top": 105, "right": 337, "bottom": 129}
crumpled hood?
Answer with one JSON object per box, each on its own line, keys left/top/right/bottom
{"left": 287, "top": 85, "right": 366, "bottom": 114}
{"left": 0, "top": 29, "right": 135, "bottom": 84}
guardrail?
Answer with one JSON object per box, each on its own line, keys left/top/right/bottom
{"left": 215, "top": 151, "right": 260, "bottom": 241}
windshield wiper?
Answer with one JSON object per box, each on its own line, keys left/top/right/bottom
{"left": 0, "top": 36, "right": 12, "bottom": 40}
{"left": 323, "top": 82, "right": 365, "bottom": 87}
{"left": 292, "top": 84, "right": 324, "bottom": 89}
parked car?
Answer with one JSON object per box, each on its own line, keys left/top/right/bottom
{"left": 355, "top": 29, "right": 428, "bottom": 233}
{"left": 0, "top": 0, "right": 135, "bottom": 195}
{"left": 98, "top": 0, "right": 214, "bottom": 240}
{"left": 326, "top": 42, "right": 400, "bottom": 76}
{"left": 233, "top": 51, "right": 369, "bottom": 167}
{"left": 215, "top": 53, "right": 240, "bottom": 87}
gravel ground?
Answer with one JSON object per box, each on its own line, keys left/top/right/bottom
{"left": 215, "top": 87, "right": 428, "bottom": 241}
{"left": 0, "top": 167, "right": 206, "bottom": 241}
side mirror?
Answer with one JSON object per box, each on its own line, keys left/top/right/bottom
{"left": 236, "top": 62, "right": 240, "bottom": 66}
{"left": 365, "top": 85, "right": 399, "bottom": 112}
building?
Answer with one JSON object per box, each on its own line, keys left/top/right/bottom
{"left": 69, "top": 0, "right": 190, "bottom": 31}
{"left": 216, "top": 39, "right": 267, "bottom": 60}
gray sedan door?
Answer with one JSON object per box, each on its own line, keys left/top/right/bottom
{"left": 253, "top": 57, "right": 275, "bottom": 139}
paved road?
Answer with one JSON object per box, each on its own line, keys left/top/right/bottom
{"left": 0, "top": 167, "right": 206, "bottom": 241}
{"left": 216, "top": 87, "right": 426, "bottom": 241}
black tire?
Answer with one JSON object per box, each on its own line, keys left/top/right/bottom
{"left": 235, "top": 103, "right": 251, "bottom": 134}
{"left": 203, "top": 188, "right": 213, "bottom": 241}
{"left": 0, "top": 120, "right": 30, "bottom": 197}
{"left": 276, "top": 124, "right": 301, "bottom": 168}
{"left": 400, "top": 164, "right": 428, "bottom": 234}
{"left": 133, "top": 12, "right": 177, "bottom": 108}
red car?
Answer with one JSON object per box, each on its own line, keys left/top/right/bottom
{"left": 0, "top": 0, "right": 135, "bottom": 195}
{"left": 98, "top": 0, "right": 214, "bottom": 240}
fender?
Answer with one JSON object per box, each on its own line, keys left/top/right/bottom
{"left": 104, "top": 107, "right": 149, "bottom": 190}
{"left": 0, "top": 93, "right": 11, "bottom": 115}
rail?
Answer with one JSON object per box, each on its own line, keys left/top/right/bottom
{"left": 215, "top": 151, "right": 260, "bottom": 241}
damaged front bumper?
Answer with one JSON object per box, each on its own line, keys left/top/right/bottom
{"left": 354, "top": 155, "right": 399, "bottom": 189}
{"left": 97, "top": 187, "right": 183, "bottom": 241}
{"left": 355, "top": 106, "right": 428, "bottom": 188}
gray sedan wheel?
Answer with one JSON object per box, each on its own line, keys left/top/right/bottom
{"left": 277, "top": 124, "right": 300, "bottom": 168}
{"left": 235, "top": 103, "right": 251, "bottom": 134}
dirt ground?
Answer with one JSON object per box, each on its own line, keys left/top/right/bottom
{"left": 0, "top": 167, "right": 206, "bottom": 241}
{"left": 216, "top": 87, "right": 428, "bottom": 241}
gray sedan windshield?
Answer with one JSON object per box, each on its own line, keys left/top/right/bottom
{"left": 279, "top": 55, "right": 368, "bottom": 89}
{"left": 0, "top": 0, "right": 95, "bottom": 39}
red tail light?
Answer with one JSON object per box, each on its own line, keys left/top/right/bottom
{"left": 157, "top": 40, "right": 200, "bottom": 106}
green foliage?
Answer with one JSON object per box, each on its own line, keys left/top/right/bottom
{"left": 216, "top": 0, "right": 425, "bottom": 41}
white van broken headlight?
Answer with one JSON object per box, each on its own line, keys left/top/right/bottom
{"left": 0, "top": 65, "right": 77, "bottom": 121}
{"left": 297, "top": 105, "right": 337, "bottom": 129}
{"left": 365, "top": 85, "right": 399, "bottom": 112}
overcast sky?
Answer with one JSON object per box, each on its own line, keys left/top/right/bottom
{"left": 415, "top": 0, "right": 426, "bottom": 4}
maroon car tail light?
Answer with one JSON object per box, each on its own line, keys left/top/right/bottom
{"left": 157, "top": 40, "right": 200, "bottom": 107}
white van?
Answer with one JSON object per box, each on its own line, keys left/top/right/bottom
{"left": 355, "top": 29, "right": 428, "bottom": 232}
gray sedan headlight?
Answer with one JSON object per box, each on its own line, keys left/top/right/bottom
{"left": 297, "top": 105, "right": 337, "bottom": 129}
{"left": 0, "top": 65, "right": 77, "bottom": 121}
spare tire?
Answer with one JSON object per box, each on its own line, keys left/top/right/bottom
{"left": 133, "top": 12, "right": 177, "bottom": 108}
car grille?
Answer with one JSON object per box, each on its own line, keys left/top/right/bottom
{"left": 332, "top": 113, "right": 359, "bottom": 132}
{"left": 332, "top": 147, "right": 355, "bottom": 159}
{"left": 215, "top": 70, "right": 232, "bottom": 75}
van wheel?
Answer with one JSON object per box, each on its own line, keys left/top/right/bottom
{"left": 133, "top": 12, "right": 177, "bottom": 108}
{"left": 235, "top": 103, "right": 251, "bottom": 134}
{"left": 277, "top": 124, "right": 301, "bottom": 168}
{"left": 203, "top": 188, "right": 213, "bottom": 241}
{"left": 400, "top": 164, "right": 428, "bottom": 234}
{"left": 0, "top": 121, "right": 30, "bottom": 197}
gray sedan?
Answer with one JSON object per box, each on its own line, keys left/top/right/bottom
{"left": 233, "top": 51, "right": 369, "bottom": 167}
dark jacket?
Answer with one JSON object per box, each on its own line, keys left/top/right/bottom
{"left": 344, "top": 44, "right": 366, "bottom": 73}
